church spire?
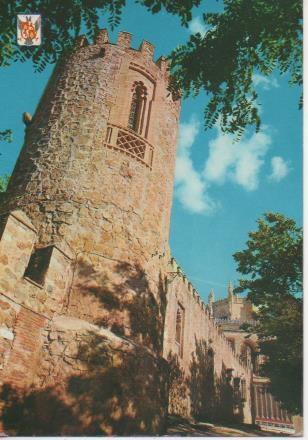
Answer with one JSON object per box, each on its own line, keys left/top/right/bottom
{"left": 208, "top": 289, "right": 215, "bottom": 317}
{"left": 208, "top": 288, "right": 215, "bottom": 304}
{"left": 227, "top": 281, "right": 234, "bottom": 300}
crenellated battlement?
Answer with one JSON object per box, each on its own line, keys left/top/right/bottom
{"left": 74, "top": 29, "right": 169, "bottom": 73}
{"left": 167, "top": 256, "right": 251, "bottom": 375}
{"left": 169, "top": 256, "right": 208, "bottom": 312}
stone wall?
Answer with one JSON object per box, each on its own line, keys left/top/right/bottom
{"left": 212, "top": 295, "right": 253, "bottom": 322}
{"left": 0, "top": 208, "right": 170, "bottom": 435}
{"left": 0, "top": 315, "right": 168, "bottom": 436}
{"left": 0, "top": 208, "right": 255, "bottom": 434}
{"left": 0, "top": 210, "right": 73, "bottom": 317}
{"left": 163, "top": 258, "right": 253, "bottom": 424}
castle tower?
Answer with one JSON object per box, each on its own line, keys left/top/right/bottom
{"left": 3, "top": 30, "right": 179, "bottom": 262}
{"left": 0, "top": 31, "right": 180, "bottom": 435}
{"left": 1, "top": 30, "right": 180, "bottom": 346}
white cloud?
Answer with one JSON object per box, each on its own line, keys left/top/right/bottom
{"left": 252, "top": 73, "right": 279, "bottom": 90}
{"left": 178, "top": 115, "right": 200, "bottom": 152}
{"left": 269, "top": 156, "right": 290, "bottom": 182}
{"left": 188, "top": 17, "right": 208, "bottom": 37}
{"left": 175, "top": 116, "right": 289, "bottom": 215}
{"left": 204, "top": 127, "right": 272, "bottom": 191}
{"left": 175, "top": 116, "right": 217, "bottom": 214}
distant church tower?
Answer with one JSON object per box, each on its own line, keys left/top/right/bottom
{"left": 0, "top": 31, "right": 180, "bottom": 435}
{"left": 208, "top": 288, "right": 215, "bottom": 317}
{"left": 227, "top": 280, "right": 234, "bottom": 300}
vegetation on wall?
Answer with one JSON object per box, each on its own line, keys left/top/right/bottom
{"left": 234, "top": 212, "right": 303, "bottom": 415}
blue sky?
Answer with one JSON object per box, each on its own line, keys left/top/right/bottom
{"left": 0, "top": 1, "right": 302, "bottom": 302}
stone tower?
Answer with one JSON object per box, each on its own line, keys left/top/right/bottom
{"left": 227, "top": 281, "right": 234, "bottom": 300}
{"left": 208, "top": 288, "right": 215, "bottom": 317}
{"left": 1, "top": 29, "right": 180, "bottom": 342}
{"left": 0, "top": 30, "right": 180, "bottom": 435}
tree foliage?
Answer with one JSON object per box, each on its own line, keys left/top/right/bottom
{"left": 0, "top": 130, "right": 12, "bottom": 144}
{"left": 0, "top": 0, "right": 302, "bottom": 138}
{"left": 258, "top": 296, "right": 302, "bottom": 415}
{"left": 0, "top": 129, "right": 12, "bottom": 156}
{"left": 0, "top": 0, "right": 199, "bottom": 142}
{"left": 233, "top": 212, "right": 303, "bottom": 414}
{"left": 169, "top": 0, "right": 302, "bottom": 137}
{"left": 0, "top": 174, "right": 10, "bottom": 192}
{"left": 0, "top": 0, "right": 199, "bottom": 71}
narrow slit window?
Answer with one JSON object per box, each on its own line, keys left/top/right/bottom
{"left": 241, "top": 379, "right": 247, "bottom": 401}
{"left": 175, "top": 303, "right": 185, "bottom": 357}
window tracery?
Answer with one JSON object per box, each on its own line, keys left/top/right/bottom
{"left": 128, "top": 81, "right": 148, "bottom": 135}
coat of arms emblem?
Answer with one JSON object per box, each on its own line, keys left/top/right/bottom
{"left": 17, "top": 15, "right": 41, "bottom": 46}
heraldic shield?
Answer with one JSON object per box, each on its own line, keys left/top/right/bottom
{"left": 17, "top": 15, "right": 41, "bottom": 46}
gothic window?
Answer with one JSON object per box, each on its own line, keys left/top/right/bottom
{"left": 175, "top": 303, "right": 185, "bottom": 357}
{"left": 128, "top": 81, "right": 147, "bottom": 135}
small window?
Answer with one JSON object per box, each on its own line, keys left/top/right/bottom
{"left": 128, "top": 81, "right": 147, "bottom": 135}
{"left": 241, "top": 379, "right": 247, "bottom": 401}
{"left": 175, "top": 303, "right": 185, "bottom": 357}
{"left": 24, "top": 246, "right": 53, "bottom": 286}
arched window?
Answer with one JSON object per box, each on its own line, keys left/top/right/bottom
{"left": 128, "top": 81, "right": 147, "bottom": 134}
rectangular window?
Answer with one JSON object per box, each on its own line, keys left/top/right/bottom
{"left": 24, "top": 246, "right": 53, "bottom": 286}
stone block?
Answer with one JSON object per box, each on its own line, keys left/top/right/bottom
{"left": 117, "top": 31, "right": 132, "bottom": 48}
{"left": 0, "top": 211, "right": 37, "bottom": 289}
{"left": 139, "top": 40, "right": 155, "bottom": 59}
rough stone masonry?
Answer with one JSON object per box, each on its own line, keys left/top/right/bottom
{"left": 0, "top": 30, "right": 253, "bottom": 435}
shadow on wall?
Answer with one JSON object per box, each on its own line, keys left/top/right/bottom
{"left": 70, "top": 257, "right": 167, "bottom": 355}
{"left": 0, "top": 330, "right": 169, "bottom": 436}
{"left": 168, "top": 338, "right": 245, "bottom": 424}
{"left": 0, "top": 259, "right": 170, "bottom": 435}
